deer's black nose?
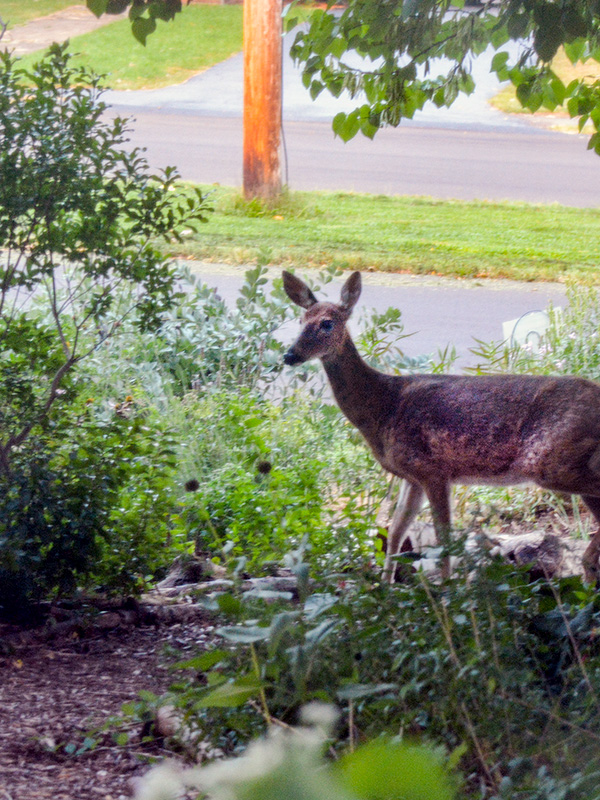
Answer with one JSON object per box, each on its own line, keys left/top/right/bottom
{"left": 284, "top": 349, "right": 302, "bottom": 366}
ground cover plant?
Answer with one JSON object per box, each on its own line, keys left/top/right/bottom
{"left": 172, "top": 186, "right": 600, "bottom": 283}
{"left": 17, "top": 3, "right": 243, "bottom": 90}
{"left": 133, "top": 552, "right": 600, "bottom": 800}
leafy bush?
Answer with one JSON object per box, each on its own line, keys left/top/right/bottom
{"left": 171, "top": 387, "right": 383, "bottom": 568}
{"left": 0, "top": 399, "right": 179, "bottom": 617}
{"left": 0, "top": 44, "right": 209, "bottom": 614}
{"left": 80, "top": 267, "right": 408, "bottom": 571}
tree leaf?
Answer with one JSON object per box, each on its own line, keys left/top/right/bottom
{"left": 332, "top": 111, "right": 361, "bottom": 142}
{"left": 564, "top": 38, "right": 586, "bottom": 65}
{"left": 86, "top": 0, "right": 108, "bottom": 17}
{"left": 335, "top": 739, "right": 455, "bottom": 800}
{"left": 491, "top": 51, "right": 510, "bottom": 79}
{"left": 131, "top": 16, "right": 156, "bottom": 46}
{"left": 562, "top": 8, "right": 587, "bottom": 40}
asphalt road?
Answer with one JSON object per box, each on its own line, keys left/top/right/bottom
{"left": 113, "top": 111, "right": 600, "bottom": 206}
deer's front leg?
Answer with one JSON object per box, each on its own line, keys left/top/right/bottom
{"left": 383, "top": 481, "right": 424, "bottom": 584}
{"left": 424, "top": 481, "right": 452, "bottom": 580}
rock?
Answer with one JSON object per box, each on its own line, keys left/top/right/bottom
{"left": 490, "top": 530, "right": 587, "bottom": 579}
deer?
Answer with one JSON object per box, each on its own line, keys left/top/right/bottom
{"left": 282, "top": 269, "right": 600, "bottom": 585}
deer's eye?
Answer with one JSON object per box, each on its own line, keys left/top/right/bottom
{"left": 320, "top": 319, "right": 334, "bottom": 331}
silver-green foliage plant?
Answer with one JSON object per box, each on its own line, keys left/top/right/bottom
{"left": 86, "top": 265, "right": 301, "bottom": 406}
{"left": 134, "top": 549, "right": 600, "bottom": 799}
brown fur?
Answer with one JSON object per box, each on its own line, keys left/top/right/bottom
{"left": 283, "top": 270, "right": 600, "bottom": 583}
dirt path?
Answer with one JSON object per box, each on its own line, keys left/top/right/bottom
{"left": 0, "top": 5, "right": 125, "bottom": 55}
{"left": 0, "top": 615, "right": 215, "bottom": 799}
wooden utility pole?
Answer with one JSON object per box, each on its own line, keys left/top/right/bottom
{"left": 243, "top": 0, "right": 282, "bottom": 200}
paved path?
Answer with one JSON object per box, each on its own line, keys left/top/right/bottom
{"left": 104, "top": 32, "right": 528, "bottom": 131}
{"left": 114, "top": 110, "right": 600, "bottom": 206}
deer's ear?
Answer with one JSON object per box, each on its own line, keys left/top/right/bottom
{"left": 340, "top": 271, "right": 361, "bottom": 315}
{"left": 282, "top": 271, "right": 318, "bottom": 309}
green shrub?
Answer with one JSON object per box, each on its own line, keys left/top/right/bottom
{"left": 0, "top": 399, "right": 180, "bottom": 616}
{"left": 170, "top": 387, "right": 383, "bottom": 568}
{"left": 0, "top": 44, "right": 209, "bottom": 616}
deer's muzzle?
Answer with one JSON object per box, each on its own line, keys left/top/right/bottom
{"left": 284, "top": 348, "right": 304, "bottom": 366}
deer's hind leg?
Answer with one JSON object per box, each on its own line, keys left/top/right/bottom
{"left": 383, "top": 481, "right": 424, "bottom": 583}
{"left": 581, "top": 494, "right": 600, "bottom": 584}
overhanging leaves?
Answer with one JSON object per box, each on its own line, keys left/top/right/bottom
{"left": 291, "top": 0, "right": 600, "bottom": 151}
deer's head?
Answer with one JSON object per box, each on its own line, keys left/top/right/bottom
{"left": 283, "top": 271, "right": 362, "bottom": 365}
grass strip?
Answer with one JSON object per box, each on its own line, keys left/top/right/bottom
{"left": 18, "top": 4, "right": 243, "bottom": 90}
{"left": 170, "top": 185, "right": 600, "bottom": 284}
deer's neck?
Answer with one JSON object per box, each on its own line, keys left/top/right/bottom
{"left": 322, "top": 337, "right": 396, "bottom": 440}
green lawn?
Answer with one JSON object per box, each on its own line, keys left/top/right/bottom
{"left": 19, "top": 4, "right": 243, "bottom": 90}
{"left": 172, "top": 186, "right": 600, "bottom": 283}
{"left": 0, "top": 0, "right": 75, "bottom": 28}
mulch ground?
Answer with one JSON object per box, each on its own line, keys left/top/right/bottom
{"left": 0, "top": 612, "right": 216, "bottom": 800}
